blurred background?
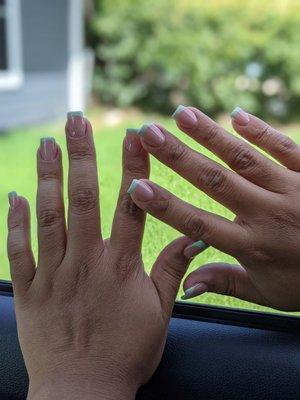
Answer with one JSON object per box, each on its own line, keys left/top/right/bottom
{"left": 0, "top": 0, "right": 300, "bottom": 313}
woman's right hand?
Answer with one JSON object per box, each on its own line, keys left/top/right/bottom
{"left": 128, "top": 106, "right": 300, "bottom": 311}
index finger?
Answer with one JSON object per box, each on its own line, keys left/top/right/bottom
{"left": 172, "top": 105, "right": 289, "bottom": 193}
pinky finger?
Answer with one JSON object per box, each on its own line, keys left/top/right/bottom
{"left": 182, "top": 262, "right": 267, "bottom": 307}
{"left": 7, "top": 192, "right": 35, "bottom": 296}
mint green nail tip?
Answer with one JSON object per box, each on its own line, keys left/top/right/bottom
{"left": 186, "top": 240, "right": 209, "bottom": 251}
{"left": 138, "top": 123, "right": 152, "bottom": 136}
{"left": 126, "top": 128, "right": 139, "bottom": 135}
{"left": 8, "top": 191, "right": 17, "bottom": 198}
{"left": 40, "top": 137, "right": 55, "bottom": 145}
{"left": 171, "top": 104, "right": 186, "bottom": 119}
{"left": 127, "top": 179, "right": 139, "bottom": 194}
{"left": 67, "top": 111, "right": 84, "bottom": 118}
{"left": 181, "top": 286, "right": 195, "bottom": 300}
{"left": 230, "top": 107, "right": 242, "bottom": 118}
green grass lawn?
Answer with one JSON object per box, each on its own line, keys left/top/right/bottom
{"left": 1, "top": 108, "right": 300, "bottom": 315}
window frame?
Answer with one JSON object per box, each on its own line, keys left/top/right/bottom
{"left": 0, "top": 0, "right": 23, "bottom": 91}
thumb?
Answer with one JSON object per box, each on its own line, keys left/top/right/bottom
{"left": 151, "top": 237, "right": 208, "bottom": 319}
{"left": 182, "top": 263, "right": 267, "bottom": 306}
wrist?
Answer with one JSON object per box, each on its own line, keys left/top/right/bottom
{"left": 27, "top": 372, "right": 137, "bottom": 400}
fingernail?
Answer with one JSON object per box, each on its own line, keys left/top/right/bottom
{"left": 181, "top": 283, "right": 208, "bottom": 300}
{"left": 172, "top": 105, "right": 197, "bottom": 128}
{"left": 184, "top": 240, "right": 209, "bottom": 259}
{"left": 125, "top": 128, "right": 142, "bottom": 155}
{"left": 8, "top": 191, "right": 19, "bottom": 209}
{"left": 138, "top": 123, "right": 165, "bottom": 147}
{"left": 40, "top": 137, "right": 57, "bottom": 161}
{"left": 67, "top": 111, "right": 86, "bottom": 138}
{"left": 230, "top": 107, "right": 250, "bottom": 126}
{"left": 127, "top": 179, "right": 154, "bottom": 202}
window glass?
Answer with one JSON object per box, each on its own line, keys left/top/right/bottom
{"left": 1, "top": 0, "right": 300, "bottom": 316}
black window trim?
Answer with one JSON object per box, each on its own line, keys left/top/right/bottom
{"left": 1, "top": 279, "right": 300, "bottom": 333}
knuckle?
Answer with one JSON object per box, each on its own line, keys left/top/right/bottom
{"left": 273, "top": 135, "right": 296, "bottom": 155}
{"left": 168, "top": 143, "right": 188, "bottom": 165}
{"left": 69, "top": 142, "right": 93, "bottom": 160}
{"left": 199, "top": 166, "right": 228, "bottom": 193}
{"left": 8, "top": 237, "right": 27, "bottom": 263}
{"left": 184, "top": 213, "right": 207, "bottom": 240}
{"left": 203, "top": 124, "right": 220, "bottom": 144}
{"left": 255, "top": 124, "right": 271, "bottom": 142}
{"left": 70, "top": 188, "right": 97, "bottom": 214}
{"left": 38, "top": 209, "right": 62, "bottom": 227}
{"left": 39, "top": 169, "right": 59, "bottom": 181}
{"left": 118, "top": 193, "right": 144, "bottom": 218}
{"left": 150, "top": 194, "right": 172, "bottom": 215}
{"left": 230, "top": 146, "right": 256, "bottom": 172}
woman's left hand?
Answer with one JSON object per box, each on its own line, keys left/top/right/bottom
{"left": 8, "top": 114, "right": 193, "bottom": 400}
{"left": 128, "top": 106, "right": 300, "bottom": 311}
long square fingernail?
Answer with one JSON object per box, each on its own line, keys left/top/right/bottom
{"left": 127, "top": 179, "right": 154, "bottom": 202}
{"left": 181, "top": 282, "right": 208, "bottom": 300}
{"left": 125, "top": 128, "right": 142, "bottom": 155}
{"left": 40, "top": 137, "right": 58, "bottom": 161}
{"left": 172, "top": 105, "right": 197, "bottom": 128}
{"left": 67, "top": 111, "right": 86, "bottom": 138}
{"left": 230, "top": 107, "right": 250, "bottom": 126}
{"left": 138, "top": 123, "right": 165, "bottom": 147}
{"left": 8, "top": 191, "right": 19, "bottom": 209}
{"left": 184, "top": 240, "right": 209, "bottom": 259}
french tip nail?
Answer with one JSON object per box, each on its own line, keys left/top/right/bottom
{"left": 8, "top": 191, "right": 17, "bottom": 198}
{"left": 126, "top": 128, "right": 140, "bottom": 135}
{"left": 67, "top": 111, "right": 84, "bottom": 119}
{"left": 8, "top": 191, "right": 18, "bottom": 208}
{"left": 127, "top": 179, "right": 139, "bottom": 194}
{"left": 182, "top": 283, "right": 207, "bottom": 300}
{"left": 230, "top": 107, "right": 242, "bottom": 118}
{"left": 138, "top": 123, "right": 152, "bottom": 137}
{"left": 186, "top": 240, "right": 209, "bottom": 251}
{"left": 181, "top": 287, "right": 195, "bottom": 300}
{"left": 171, "top": 104, "right": 186, "bottom": 119}
{"left": 40, "top": 136, "right": 55, "bottom": 144}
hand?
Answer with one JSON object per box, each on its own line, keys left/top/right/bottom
{"left": 128, "top": 105, "right": 300, "bottom": 311}
{"left": 7, "top": 115, "right": 193, "bottom": 400}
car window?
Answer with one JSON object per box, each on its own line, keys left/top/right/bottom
{"left": 1, "top": 0, "right": 300, "bottom": 316}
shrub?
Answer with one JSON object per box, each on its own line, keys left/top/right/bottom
{"left": 89, "top": 0, "right": 300, "bottom": 119}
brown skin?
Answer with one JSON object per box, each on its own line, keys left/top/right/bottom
{"left": 129, "top": 106, "right": 300, "bottom": 311}
{"left": 7, "top": 116, "right": 194, "bottom": 400}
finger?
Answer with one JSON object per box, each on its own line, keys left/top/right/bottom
{"left": 128, "top": 179, "right": 248, "bottom": 257}
{"left": 7, "top": 193, "right": 35, "bottom": 297}
{"left": 137, "top": 123, "right": 267, "bottom": 215}
{"left": 151, "top": 236, "right": 194, "bottom": 319}
{"left": 231, "top": 107, "right": 300, "bottom": 172}
{"left": 65, "top": 112, "right": 102, "bottom": 251}
{"left": 182, "top": 263, "right": 268, "bottom": 307}
{"left": 37, "top": 138, "right": 66, "bottom": 272}
{"left": 171, "top": 105, "right": 288, "bottom": 192}
{"left": 110, "top": 130, "right": 149, "bottom": 255}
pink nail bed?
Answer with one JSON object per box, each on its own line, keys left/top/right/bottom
{"left": 67, "top": 111, "right": 86, "bottom": 138}
{"left": 139, "top": 123, "right": 165, "bottom": 147}
{"left": 127, "top": 179, "right": 154, "bottom": 202}
{"left": 230, "top": 107, "right": 250, "bottom": 126}
{"left": 172, "top": 105, "right": 198, "bottom": 128}
{"left": 40, "top": 137, "right": 57, "bottom": 161}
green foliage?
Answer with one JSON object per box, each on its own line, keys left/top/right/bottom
{"left": 89, "top": 0, "right": 300, "bottom": 119}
